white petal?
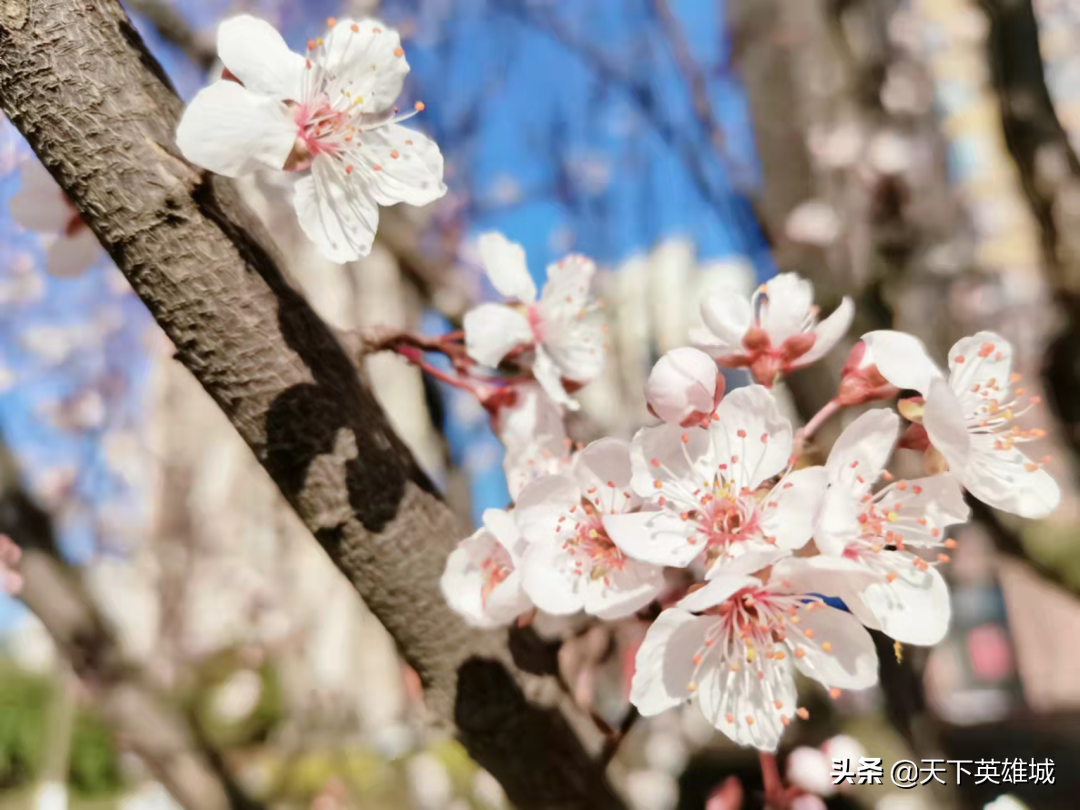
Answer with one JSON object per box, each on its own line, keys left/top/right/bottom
{"left": 860, "top": 330, "right": 942, "bottom": 393}
{"left": 947, "top": 331, "right": 1013, "bottom": 381}
{"left": 46, "top": 229, "right": 103, "bottom": 278}
{"left": 697, "top": 649, "right": 797, "bottom": 751}
{"left": 860, "top": 559, "right": 951, "bottom": 645}
{"left": 293, "top": 158, "right": 380, "bottom": 262}
{"left": 478, "top": 232, "right": 536, "bottom": 302}
{"left": 463, "top": 303, "right": 533, "bottom": 367}
{"left": 538, "top": 255, "right": 605, "bottom": 383}
{"left": 630, "top": 609, "right": 711, "bottom": 716}
{"left": 540, "top": 253, "right": 597, "bottom": 315}
{"left": 9, "top": 161, "right": 69, "bottom": 233}
{"left": 677, "top": 575, "right": 758, "bottom": 613}
{"left": 711, "top": 386, "right": 793, "bottom": 490}
{"left": 705, "top": 545, "right": 788, "bottom": 580}
{"left": 217, "top": 15, "right": 306, "bottom": 100}
{"left": 701, "top": 292, "right": 753, "bottom": 346}
{"left": 797, "top": 297, "right": 855, "bottom": 366}
{"left": 483, "top": 507, "right": 528, "bottom": 562}
{"left": 825, "top": 409, "right": 900, "bottom": 493}
{"left": 629, "top": 423, "right": 713, "bottom": 499}
{"left": 584, "top": 559, "right": 665, "bottom": 620}
{"left": 573, "top": 437, "right": 638, "bottom": 507}
{"left": 603, "top": 510, "right": 702, "bottom": 568}
{"left": 513, "top": 474, "right": 581, "bottom": 545}
{"left": 520, "top": 537, "right": 585, "bottom": 615}
{"left": 771, "top": 556, "right": 881, "bottom": 628}
{"left": 793, "top": 607, "right": 879, "bottom": 690}
{"left": 814, "top": 486, "right": 862, "bottom": 556}
{"left": 960, "top": 438, "right": 1060, "bottom": 518}
{"left": 923, "top": 378, "right": 972, "bottom": 470}
{"left": 440, "top": 528, "right": 527, "bottom": 628}
{"left": 532, "top": 347, "right": 579, "bottom": 410}
{"left": 760, "top": 466, "right": 829, "bottom": 550}
{"left": 352, "top": 124, "right": 446, "bottom": 208}
{"left": 176, "top": 81, "right": 296, "bottom": 178}
{"left": 759, "top": 273, "right": 813, "bottom": 342}
{"left": 320, "top": 19, "right": 410, "bottom": 114}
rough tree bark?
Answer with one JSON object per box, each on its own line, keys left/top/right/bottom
{"left": 0, "top": 440, "right": 261, "bottom": 810}
{"left": 0, "top": 2, "right": 620, "bottom": 807}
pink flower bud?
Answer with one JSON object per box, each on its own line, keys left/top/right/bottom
{"left": 836, "top": 340, "right": 899, "bottom": 406}
{"left": 646, "top": 347, "right": 725, "bottom": 426}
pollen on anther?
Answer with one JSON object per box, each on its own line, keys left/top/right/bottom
{"left": 351, "top": 23, "right": 359, "bottom": 32}
{"left": 796, "top": 707, "right": 810, "bottom": 720}
{"left": 327, "top": 17, "right": 337, "bottom": 27}
{"left": 821, "top": 642, "right": 832, "bottom": 653}
{"left": 415, "top": 101, "right": 426, "bottom": 111}
{"left": 345, "top": 165, "right": 354, "bottom": 174}
{"left": 681, "top": 433, "right": 690, "bottom": 444}
{"left": 390, "top": 150, "right": 400, "bottom": 159}
{"left": 373, "top": 164, "right": 383, "bottom": 171}
{"left": 653, "top": 480, "right": 663, "bottom": 490}
{"left": 394, "top": 47, "right": 405, "bottom": 58}
{"left": 737, "top": 429, "right": 747, "bottom": 438}
{"left": 829, "top": 688, "right": 842, "bottom": 699}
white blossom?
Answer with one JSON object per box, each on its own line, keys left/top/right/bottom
{"left": 463, "top": 233, "right": 605, "bottom": 409}
{"left": 863, "top": 330, "right": 1060, "bottom": 518}
{"left": 629, "top": 562, "right": 879, "bottom": 751}
{"left": 176, "top": 16, "right": 446, "bottom": 263}
{"left": 645, "top": 347, "right": 725, "bottom": 426}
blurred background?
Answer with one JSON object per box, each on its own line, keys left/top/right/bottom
{"left": 2, "top": 0, "right": 1080, "bottom": 808}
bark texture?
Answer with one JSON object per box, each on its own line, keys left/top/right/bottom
{"left": 0, "top": 2, "right": 618, "bottom": 807}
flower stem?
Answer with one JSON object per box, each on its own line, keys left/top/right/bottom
{"left": 759, "top": 752, "right": 787, "bottom": 809}
{"left": 802, "top": 398, "right": 841, "bottom": 441}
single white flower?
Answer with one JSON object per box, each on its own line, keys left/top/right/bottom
{"left": 629, "top": 561, "right": 879, "bottom": 751}
{"left": 514, "top": 438, "right": 665, "bottom": 619}
{"left": 176, "top": 15, "right": 446, "bottom": 263}
{"left": 463, "top": 233, "right": 605, "bottom": 409}
{"left": 9, "top": 159, "right": 103, "bottom": 277}
{"left": 604, "top": 386, "right": 828, "bottom": 578}
{"left": 493, "top": 385, "right": 573, "bottom": 499}
{"left": 692, "top": 273, "right": 854, "bottom": 386}
{"left": 814, "top": 409, "right": 970, "bottom": 645}
{"left": 440, "top": 509, "right": 532, "bottom": 628}
{"left": 646, "top": 347, "right": 725, "bottom": 426}
{"left": 862, "top": 330, "right": 1060, "bottom": 518}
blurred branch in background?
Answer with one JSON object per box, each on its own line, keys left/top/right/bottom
{"left": 0, "top": 436, "right": 261, "bottom": 810}
{"left": 125, "top": 0, "right": 216, "bottom": 72}
{"left": 0, "top": 2, "right": 622, "bottom": 807}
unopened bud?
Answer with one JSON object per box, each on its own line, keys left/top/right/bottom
{"left": 646, "top": 347, "right": 725, "bottom": 426}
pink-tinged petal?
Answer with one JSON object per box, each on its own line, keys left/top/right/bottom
{"left": 573, "top": 437, "right": 638, "bottom": 508}
{"left": 9, "top": 161, "right": 70, "bottom": 233}
{"left": 603, "top": 510, "right": 702, "bottom": 568}
{"left": 814, "top": 486, "right": 861, "bottom": 556}
{"left": 513, "top": 473, "right": 580, "bottom": 545}
{"left": 520, "top": 536, "right": 585, "bottom": 616}
{"left": 176, "top": 82, "right": 296, "bottom": 178}
{"left": 923, "top": 378, "right": 972, "bottom": 470}
{"left": 542, "top": 316, "right": 606, "bottom": 384}
{"left": 628, "top": 423, "right": 713, "bottom": 499}
{"left": 46, "top": 229, "right": 103, "bottom": 278}
{"left": 540, "top": 253, "right": 597, "bottom": 315}
{"left": 860, "top": 330, "right": 942, "bottom": 394}
{"left": 859, "top": 559, "right": 950, "bottom": 645}
{"left": 696, "top": 648, "right": 797, "bottom": 751}
{"left": 463, "top": 303, "right": 533, "bottom": 367}
{"left": 482, "top": 507, "right": 528, "bottom": 563}
{"left": 584, "top": 559, "right": 666, "bottom": 620}
{"left": 646, "top": 347, "right": 722, "bottom": 425}
{"left": 795, "top": 296, "right": 854, "bottom": 367}
{"left": 629, "top": 609, "right": 711, "bottom": 716}
{"left": 759, "top": 466, "right": 829, "bottom": 550}
{"left": 321, "top": 18, "right": 410, "bottom": 114}
{"left": 478, "top": 232, "right": 536, "bottom": 303}
{"left": 532, "top": 347, "right": 578, "bottom": 410}
{"left": 961, "top": 439, "right": 1060, "bottom": 519}
{"left": 677, "top": 575, "right": 759, "bottom": 613}
{"left": 217, "top": 15, "right": 306, "bottom": 100}
{"left": 352, "top": 124, "right": 446, "bottom": 208}
{"left": 825, "top": 409, "right": 900, "bottom": 494}
{"left": 294, "top": 158, "right": 379, "bottom": 262}
{"left": 495, "top": 385, "right": 565, "bottom": 451}
{"left": 792, "top": 606, "right": 879, "bottom": 690}
{"left": 700, "top": 292, "right": 753, "bottom": 346}
{"left": 771, "top": 556, "right": 880, "bottom": 627}
{"left": 759, "top": 273, "right": 813, "bottom": 342}
{"left": 787, "top": 748, "right": 836, "bottom": 797}
{"left": 711, "top": 385, "right": 793, "bottom": 490}
{"left": 440, "top": 526, "right": 529, "bottom": 628}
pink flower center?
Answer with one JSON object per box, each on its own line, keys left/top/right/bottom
{"left": 526, "top": 305, "right": 547, "bottom": 343}
{"left": 479, "top": 548, "right": 513, "bottom": 608}
{"left": 565, "top": 507, "right": 626, "bottom": 585}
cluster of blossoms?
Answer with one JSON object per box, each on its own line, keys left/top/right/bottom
{"left": 438, "top": 262, "right": 1060, "bottom": 754}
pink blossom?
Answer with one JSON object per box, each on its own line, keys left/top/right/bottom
{"left": 646, "top": 347, "right": 725, "bottom": 427}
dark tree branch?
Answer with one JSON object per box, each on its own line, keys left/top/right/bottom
{"left": 0, "top": 441, "right": 260, "bottom": 810}
{"left": 124, "top": 0, "right": 215, "bottom": 71}
{"left": 0, "top": 2, "right": 619, "bottom": 807}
